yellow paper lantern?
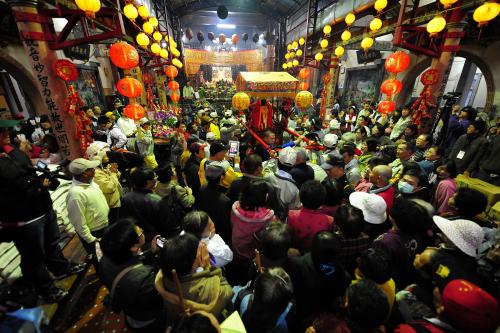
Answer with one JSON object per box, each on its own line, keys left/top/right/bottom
{"left": 427, "top": 15, "right": 447, "bottom": 37}
{"left": 361, "top": 37, "right": 374, "bottom": 51}
{"left": 137, "top": 5, "right": 149, "bottom": 19}
{"left": 123, "top": 4, "right": 138, "bottom": 21}
{"left": 345, "top": 12, "right": 356, "bottom": 26}
{"left": 292, "top": 59, "right": 299, "bottom": 66}
{"left": 473, "top": 2, "right": 500, "bottom": 27}
{"left": 292, "top": 41, "right": 299, "bottom": 49}
{"left": 171, "top": 48, "right": 181, "bottom": 58}
{"left": 150, "top": 43, "right": 161, "bottom": 54}
{"left": 299, "top": 37, "right": 305, "bottom": 46}
{"left": 287, "top": 44, "right": 292, "bottom": 50}
{"left": 334, "top": 45, "right": 345, "bottom": 57}
{"left": 148, "top": 17, "right": 159, "bottom": 27}
{"left": 143, "top": 22, "right": 154, "bottom": 34}
{"left": 170, "top": 40, "right": 178, "bottom": 48}
{"left": 282, "top": 63, "right": 288, "bottom": 70}
{"left": 285, "top": 53, "right": 291, "bottom": 60}
{"left": 440, "top": 0, "right": 459, "bottom": 8}
{"left": 153, "top": 31, "right": 163, "bottom": 42}
{"left": 136, "top": 32, "right": 149, "bottom": 47}
{"left": 160, "top": 49, "right": 169, "bottom": 59}
{"left": 341, "top": 30, "right": 351, "bottom": 41}
{"left": 290, "top": 52, "right": 296, "bottom": 58}
{"left": 315, "top": 53, "right": 323, "bottom": 61}
{"left": 295, "top": 91, "right": 313, "bottom": 111}
{"left": 370, "top": 18, "right": 383, "bottom": 32}
{"left": 164, "top": 35, "right": 169, "bottom": 42}
{"left": 323, "top": 24, "right": 332, "bottom": 35}
{"left": 287, "top": 61, "right": 293, "bottom": 67}
{"left": 232, "top": 92, "right": 251, "bottom": 111}
{"left": 296, "top": 49, "right": 303, "bottom": 57}
{"left": 374, "top": 0, "right": 387, "bottom": 13}
{"left": 172, "top": 58, "right": 183, "bottom": 69}
{"left": 320, "top": 39, "right": 329, "bottom": 49}
{"left": 75, "top": 0, "right": 101, "bottom": 19}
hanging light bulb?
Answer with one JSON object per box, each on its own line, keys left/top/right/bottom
{"left": 143, "top": 21, "right": 154, "bottom": 34}
{"left": 374, "top": 0, "right": 387, "bottom": 13}
{"left": 150, "top": 43, "right": 161, "bottom": 54}
{"left": 370, "top": 18, "right": 383, "bottom": 32}
{"left": 427, "top": 15, "right": 447, "bottom": 37}
{"left": 341, "top": 30, "right": 351, "bottom": 42}
{"left": 334, "top": 45, "right": 345, "bottom": 57}
{"left": 123, "top": 4, "right": 138, "bottom": 21}
{"left": 148, "top": 17, "right": 159, "bottom": 27}
{"left": 160, "top": 49, "right": 169, "bottom": 59}
{"left": 296, "top": 49, "right": 303, "bottom": 57}
{"left": 345, "top": 12, "right": 356, "bottom": 26}
{"left": 323, "top": 25, "right": 332, "bottom": 35}
{"left": 299, "top": 37, "right": 305, "bottom": 46}
{"left": 153, "top": 31, "right": 163, "bottom": 42}
{"left": 137, "top": 5, "right": 149, "bottom": 19}
{"left": 320, "top": 39, "right": 329, "bottom": 49}
{"left": 315, "top": 53, "right": 323, "bottom": 61}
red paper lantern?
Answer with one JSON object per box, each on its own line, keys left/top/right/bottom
{"left": 109, "top": 42, "right": 139, "bottom": 69}
{"left": 298, "top": 82, "right": 309, "bottom": 90}
{"left": 384, "top": 51, "right": 411, "bottom": 74}
{"left": 116, "top": 77, "right": 143, "bottom": 98}
{"left": 171, "top": 93, "right": 180, "bottom": 103}
{"left": 380, "top": 79, "right": 402, "bottom": 95}
{"left": 123, "top": 103, "right": 145, "bottom": 121}
{"left": 420, "top": 69, "right": 440, "bottom": 85}
{"left": 298, "top": 68, "right": 311, "bottom": 80}
{"left": 168, "top": 81, "right": 180, "bottom": 91}
{"left": 378, "top": 100, "right": 396, "bottom": 115}
{"left": 165, "top": 65, "right": 178, "bottom": 78}
{"left": 52, "top": 59, "right": 78, "bottom": 82}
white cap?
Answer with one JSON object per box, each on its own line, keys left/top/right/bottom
{"left": 349, "top": 192, "right": 387, "bottom": 225}
{"left": 86, "top": 141, "right": 110, "bottom": 162}
{"left": 68, "top": 158, "right": 100, "bottom": 175}
{"left": 278, "top": 147, "right": 297, "bottom": 167}
{"left": 139, "top": 117, "right": 150, "bottom": 125}
{"left": 206, "top": 132, "right": 216, "bottom": 141}
{"left": 433, "top": 216, "right": 484, "bottom": 257}
{"left": 329, "top": 119, "right": 341, "bottom": 130}
{"left": 210, "top": 111, "right": 219, "bottom": 118}
{"left": 224, "top": 110, "right": 233, "bottom": 117}
{"left": 323, "top": 133, "right": 338, "bottom": 148}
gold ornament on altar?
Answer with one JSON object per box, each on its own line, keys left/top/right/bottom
{"left": 374, "top": 0, "right": 387, "bottom": 13}
{"left": 315, "top": 53, "right": 323, "bottom": 61}
{"left": 334, "top": 45, "right": 345, "bottom": 57}
{"left": 136, "top": 32, "right": 150, "bottom": 47}
{"left": 299, "top": 37, "right": 305, "bottom": 45}
{"left": 160, "top": 49, "right": 169, "bottom": 59}
{"left": 427, "top": 15, "right": 447, "bottom": 37}
{"left": 361, "top": 37, "right": 374, "bottom": 51}
{"left": 150, "top": 43, "right": 161, "bottom": 54}
{"left": 148, "top": 17, "right": 159, "bottom": 28}
{"left": 473, "top": 2, "right": 500, "bottom": 27}
{"left": 232, "top": 92, "right": 251, "bottom": 111}
{"left": 137, "top": 5, "right": 149, "bottom": 18}
{"left": 323, "top": 25, "right": 332, "bottom": 35}
{"left": 341, "top": 30, "right": 351, "bottom": 42}
{"left": 143, "top": 21, "right": 154, "bottom": 34}
{"left": 75, "top": 0, "right": 101, "bottom": 19}
{"left": 296, "top": 49, "right": 303, "bottom": 57}
{"left": 345, "top": 12, "right": 356, "bottom": 26}
{"left": 123, "top": 4, "right": 138, "bottom": 21}
{"left": 295, "top": 91, "right": 313, "bottom": 111}
{"left": 320, "top": 39, "right": 329, "bottom": 49}
{"left": 440, "top": 0, "right": 459, "bottom": 8}
{"left": 370, "top": 18, "right": 383, "bottom": 32}
{"left": 153, "top": 31, "right": 163, "bottom": 42}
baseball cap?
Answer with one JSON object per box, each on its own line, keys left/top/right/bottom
{"left": 433, "top": 216, "right": 484, "bottom": 257}
{"left": 209, "top": 141, "right": 228, "bottom": 156}
{"left": 349, "top": 192, "right": 387, "bottom": 224}
{"left": 278, "top": 147, "right": 297, "bottom": 167}
{"left": 320, "top": 154, "right": 344, "bottom": 170}
{"left": 105, "top": 112, "right": 115, "bottom": 119}
{"left": 210, "top": 111, "right": 219, "bottom": 119}
{"left": 139, "top": 117, "right": 150, "bottom": 125}
{"left": 206, "top": 132, "right": 216, "bottom": 141}
{"left": 323, "top": 133, "right": 338, "bottom": 148}
{"left": 442, "top": 279, "right": 499, "bottom": 333}
{"left": 68, "top": 158, "right": 100, "bottom": 175}
{"left": 329, "top": 119, "right": 341, "bottom": 130}
{"left": 205, "top": 164, "right": 225, "bottom": 180}
{"left": 224, "top": 110, "right": 233, "bottom": 117}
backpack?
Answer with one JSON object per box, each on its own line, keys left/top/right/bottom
{"left": 158, "top": 186, "right": 190, "bottom": 237}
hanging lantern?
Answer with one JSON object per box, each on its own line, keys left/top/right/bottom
{"left": 137, "top": 5, "right": 149, "bottom": 18}
{"left": 172, "top": 58, "right": 183, "bottom": 69}
{"left": 296, "top": 49, "right": 303, "bottom": 57}
{"left": 171, "top": 48, "right": 181, "bottom": 58}
{"left": 361, "top": 37, "right": 374, "bottom": 51}
{"left": 290, "top": 51, "right": 296, "bottom": 58}
{"left": 374, "top": 0, "right": 387, "bottom": 13}
{"left": 292, "top": 59, "right": 299, "bottom": 67}
{"left": 136, "top": 32, "right": 149, "bottom": 47}
{"left": 75, "top": 0, "right": 101, "bottom": 19}
{"left": 440, "top": 0, "right": 459, "bottom": 8}
{"left": 149, "top": 17, "right": 159, "bottom": 28}
{"left": 380, "top": 79, "right": 403, "bottom": 95}
{"left": 232, "top": 34, "right": 239, "bottom": 45}
{"left": 345, "top": 12, "right": 356, "bottom": 26}
{"left": 160, "top": 49, "right": 169, "bottom": 59}
{"left": 164, "top": 35, "right": 169, "bottom": 42}
{"left": 334, "top": 45, "right": 345, "bottom": 57}
{"left": 341, "top": 30, "right": 351, "bottom": 41}
{"left": 420, "top": 69, "right": 441, "bottom": 85}
{"left": 109, "top": 42, "right": 139, "bottom": 69}
{"left": 143, "top": 21, "right": 154, "bottom": 34}
{"left": 170, "top": 40, "right": 178, "bottom": 48}
{"left": 385, "top": 51, "right": 411, "bottom": 73}
{"left": 427, "top": 15, "right": 447, "bottom": 37}
{"left": 473, "top": 2, "right": 500, "bottom": 27}
{"left": 287, "top": 44, "right": 293, "bottom": 50}
{"left": 52, "top": 59, "right": 78, "bottom": 81}
{"left": 295, "top": 91, "right": 313, "bottom": 111}
{"left": 150, "top": 42, "right": 161, "bottom": 54}
{"left": 315, "top": 53, "right": 324, "bottom": 61}
{"left": 370, "top": 18, "right": 383, "bottom": 32}
{"left": 153, "top": 31, "right": 162, "bottom": 42}
{"left": 298, "top": 82, "right": 309, "bottom": 90}
{"left": 285, "top": 53, "right": 291, "bottom": 60}
{"left": 282, "top": 63, "right": 288, "bottom": 70}
{"left": 219, "top": 33, "right": 226, "bottom": 44}
{"left": 378, "top": 100, "right": 395, "bottom": 115}
{"left": 123, "top": 4, "right": 138, "bottom": 21}
{"left": 165, "top": 65, "right": 178, "bottom": 78}
{"left": 292, "top": 41, "right": 299, "bottom": 49}
{"left": 232, "top": 92, "right": 251, "bottom": 111}
{"left": 117, "top": 78, "right": 143, "bottom": 98}
{"left": 323, "top": 25, "right": 332, "bottom": 35}
{"left": 170, "top": 93, "right": 180, "bottom": 103}
{"left": 287, "top": 61, "right": 293, "bottom": 67}
{"left": 299, "top": 37, "right": 305, "bottom": 46}
{"left": 298, "top": 68, "right": 311, "bottom": 79}
{"left": 124, "top": 103, "right": 145, "bottom": 120}
{"left": 168, "top": 81, "right": 180, "bottom": 91}
{"left": 320, "top": 39, "right": 329, "bottom": 49}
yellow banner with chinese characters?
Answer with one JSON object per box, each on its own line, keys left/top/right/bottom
{"left": 184, "top": 49, "right": 263, "bottom": 75}
{"left": 236, "top": 71, "right": 299, "bottom": 98}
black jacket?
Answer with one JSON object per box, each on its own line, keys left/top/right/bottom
{"left": 121, "top": 190, "right": 160, "bottom": 241}
{"left": 289, "top": 163, "right": 315, "bottom": 189}
{"left": 449, "top": 133, "right": 488, "bottom": 173}
{"left": 0, "top": 146, "right": 53, "bottom": 222}
{"left": 197, "top": 183, "right": 232, "bottom": 244}
{"left": 183, "top": 155, "right": 202, "bottom": 197}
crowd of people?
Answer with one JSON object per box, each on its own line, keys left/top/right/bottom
{"left": 0, "top": 98, "right": 499, "bottom": 333}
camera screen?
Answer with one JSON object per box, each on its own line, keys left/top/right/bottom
{"left": 156, "top": 238, "right": 164, "bottom": 248}
{"left": 36, "top": 160, "right": 47, "bottom": 169}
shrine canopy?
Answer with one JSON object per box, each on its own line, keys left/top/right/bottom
{"left": 236, "top": 72, "right": 299, "bottom": 99}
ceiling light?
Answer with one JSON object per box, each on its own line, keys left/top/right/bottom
{"left": 216, "top": 23, "right": 236, "bottom": 29}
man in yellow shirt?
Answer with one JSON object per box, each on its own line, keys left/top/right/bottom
{"left": 199, "top": 141, "right": 241, "bottom": 189}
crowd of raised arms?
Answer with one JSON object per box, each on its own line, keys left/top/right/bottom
{"left": 1, "top": 99, "right": 499, "bottom": 333}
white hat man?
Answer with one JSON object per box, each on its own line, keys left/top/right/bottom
{"left": 349, "top": 192, "right": 387, "bottom": 225}
{"left": 433, "top": 216, "right": 484, "bottom": 257}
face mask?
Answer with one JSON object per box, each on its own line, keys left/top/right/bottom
{"left": 398, "top": 181, "right": 414, "bottom": 194}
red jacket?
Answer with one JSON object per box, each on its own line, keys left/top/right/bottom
{"left": 288, "top": 208, "right": 334, "bottom": 252}
{"left": 374, "top": 186, "right": 395, "bottom": 213}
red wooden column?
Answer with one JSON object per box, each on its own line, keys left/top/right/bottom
{"left": 8, "top": 0, "right": 81, "bottom": 159}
